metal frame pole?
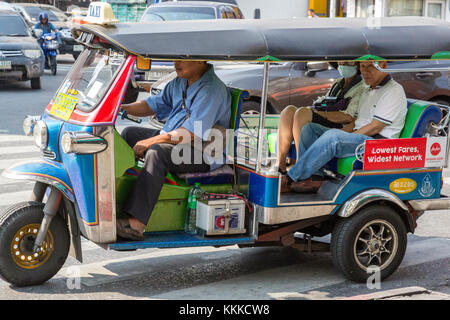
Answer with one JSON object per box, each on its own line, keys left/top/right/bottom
{"left": 256, "top": 62, "right": 270, "bottom": 172}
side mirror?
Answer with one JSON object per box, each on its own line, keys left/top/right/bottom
{"left": 33, "top": 29, "right": 43, "bottom": 38}
{"left": 305, "top": 61, "right": 329, "bottom": 76}
{"left": 254, "top": 8, "right": 261, "bottom": 19}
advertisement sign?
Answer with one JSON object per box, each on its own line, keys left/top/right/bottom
{"left": 363, "top": 137, "right": 447, "bottom": 170}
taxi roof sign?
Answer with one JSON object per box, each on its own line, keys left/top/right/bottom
{"left": 85, "top": 2, "right": 119, "bottom": 25}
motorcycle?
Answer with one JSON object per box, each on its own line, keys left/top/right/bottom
{"left": 38, "top": 31, "right": 58, "bottom": 76}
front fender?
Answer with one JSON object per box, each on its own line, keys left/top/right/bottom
{"left": 2, "top": 159, "right": 74, "bottom": 202}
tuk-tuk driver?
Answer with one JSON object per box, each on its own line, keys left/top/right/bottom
{"left": 118, "top": 61, "right": 231, "bottom": 240}
{"left": 281, "top": 55, "right": 407, "bottom": 193}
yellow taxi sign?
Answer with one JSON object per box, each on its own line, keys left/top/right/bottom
{"left": 85, "top": 2, "right": 119, "bottom": 25}
{"left": 136, "top": 56, "right": 151, "bottom": 71}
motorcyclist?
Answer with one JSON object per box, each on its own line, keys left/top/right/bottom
{"left": 34, "top": 12, "right": 61, "bottom": 44}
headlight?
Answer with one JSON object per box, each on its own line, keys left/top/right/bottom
{"left": 23, "top": 50, "right": 42, "bottom": 59}
{"left": 23, "top": 115, "right": 39, "bottom": 136}
{"left": 33, "top": 120, "right": 48, "bottom": 149}
{"left": 61, "top": 131, "right": 107, "bottom": 154}
{"left": 47, "top": 41, "right": 59, "bottom": 50}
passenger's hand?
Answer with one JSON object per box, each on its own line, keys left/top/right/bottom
{"left": 133, "top": 139, "right": 153, "bottom": 159}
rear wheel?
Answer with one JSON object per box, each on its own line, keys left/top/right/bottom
{"left": 0, "top": 202, "right": 70, "bottom": 287}
{"left": 330, "top": 204, "right": 407, "bottom": 283}
{"left": 30, "top": 77, "right": 41, "bottom": 90}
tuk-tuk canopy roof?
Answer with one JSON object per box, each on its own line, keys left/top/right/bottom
{"left": 73, "top": 17, "right": 450, "bottom": 61}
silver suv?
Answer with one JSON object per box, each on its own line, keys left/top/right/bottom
{"left": 0, "top": 10, "right": 44, "bottom": 89}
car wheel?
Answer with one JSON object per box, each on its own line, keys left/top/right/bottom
{"left": 330, "top": 204, "right": 407, "bottom": 283}
{"left": 0, "top": 202, "right": 70, "bottom": 287}
{"left": 431, "top": 99, "right": 449, "bottom": 106}
{"left": 241, "top": 100, "right": 276, "bottom": 115}
{"left": 30, "top": 78, "right": 41, "bottom": 90}
{"left": 72, "top": 52, "right": 80, "bottom": 61}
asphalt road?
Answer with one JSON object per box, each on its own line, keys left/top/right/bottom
{"left": 0, "top": 57, "right": 448, "bottom": 301}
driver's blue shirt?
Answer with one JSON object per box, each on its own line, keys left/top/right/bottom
{"left": 34, "top": 22, "right": 56, "bottom": 34}
{"left": 145, "top": 64, "right": 231, "bottom": 170}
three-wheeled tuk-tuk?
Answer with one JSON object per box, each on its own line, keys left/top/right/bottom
{"left": 1, "top": 11, "right": 450, "bottom": 286}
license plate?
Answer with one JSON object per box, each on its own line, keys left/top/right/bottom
{"left": 0, "top": 61, "right": 11, "bottom": 70}
{"left": 73, "top": 45, "right": 83, "bottom": 52}
{"left": 49, "top": 93, "right": 78, "bottom": 121}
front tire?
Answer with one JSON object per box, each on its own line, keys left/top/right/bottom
{"left": 0, "top": 202, "right": 70, "bottom": 287}
{"left": 50, "top": 55, "right": 57, "bottom": 75}
{"left": 30, "top": 77, "right": 41, "bottom": 90}
{"left": 330, "top": 204, "right": 407, "bottom": 283}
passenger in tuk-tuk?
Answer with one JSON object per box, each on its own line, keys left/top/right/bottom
{"left": 280, "top": 55, "right": 408, "bottom": 193}
{"left": 117, "top": 61, "right": 231, "bottom": 240}
{"left": 277, "top": 61, "right": 365, "bottom": 174}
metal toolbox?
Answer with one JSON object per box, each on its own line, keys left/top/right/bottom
{"left": 196, "top": 198, "right": 246, "bottom": 235}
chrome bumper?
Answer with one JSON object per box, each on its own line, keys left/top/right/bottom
{"left": 408, "top": 196, "right": 450, "bottom": 211}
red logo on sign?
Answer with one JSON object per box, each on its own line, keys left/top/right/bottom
{"left": 215, "top": 216, "right": 225, "bottom": 229}
{"left": 430, "top": 143, "right": 441, "bottom": 156}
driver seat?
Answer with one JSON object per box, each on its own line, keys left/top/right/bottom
{"left": 177, "top": 88, "right": 250, "bottom": 185}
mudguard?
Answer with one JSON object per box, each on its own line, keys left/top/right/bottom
{"left": 2, "top": 159, "right": 74, "bottom": 202}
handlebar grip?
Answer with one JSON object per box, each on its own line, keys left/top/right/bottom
{"left": 119, "top": 110, "right": 142, "bottom": 124}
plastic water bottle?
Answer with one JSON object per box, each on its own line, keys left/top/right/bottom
{"left": 185, "top": 183, "right": 202, "bottom": 234}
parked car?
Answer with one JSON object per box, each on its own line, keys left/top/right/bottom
{"left": 150, "top": 60, "right": 450, "bottom": 114}
{"left": 141, "top": 1, "right": 244, "bottom": 22}
{"left": 11, "top": 3, "right": 83, "bottom": 60}
{"left": 136, "top": 1, "right": 244, "bottom": 85}
{"left": 0, "top": 9, "right": 44, "bottom": 89}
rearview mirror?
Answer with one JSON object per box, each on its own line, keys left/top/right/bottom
{"left": 305, "top": 61, "right": 329, "bottom": 76}
{"left": 33, "top": 29, "right": 43, "bottom": 38}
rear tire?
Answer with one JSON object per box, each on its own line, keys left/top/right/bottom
{"left": 0, "top": 202, "right": 70, "bottom": 287}
{"left": 30, "top": 77, "right": 41, "bottom": 90}
{"left": 330, "top": 204, "right": 407, "bottom": 283}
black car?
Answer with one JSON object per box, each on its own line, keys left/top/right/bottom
{"left": 11, "top": 3, "right": 82, "bottom": 60}
{"left": 0, "top": 9, "right": 44, "bottom": 89}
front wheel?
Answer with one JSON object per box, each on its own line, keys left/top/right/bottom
{"left": 330, "top": 204, "right": 407, "bottom": 283}
{"left": 50, "top": 55, "right": 57, "bottom": 75}
{"left": 0, "top": 202, "right": 70, "bottom": 287}
{"left": 30, "top": 77, "right": 41, "bottom": 90}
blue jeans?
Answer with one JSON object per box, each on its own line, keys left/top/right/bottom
{"left": 287, "top": 123, "right": 373, "bottom": 181}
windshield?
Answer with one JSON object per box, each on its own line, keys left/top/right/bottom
{"left": 141, "top": 6, "right": 216, "bottom": 21}
{"left": 57, "top": 49, "right": 126, "bottom": 112}
{"left": 0, "top": 15, "right": 29, "bottom": 36}
{"left": 24, "top": 6, "right": 60, "bottom": 21}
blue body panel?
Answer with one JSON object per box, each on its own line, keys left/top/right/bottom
{"left": 109, "top": 231, "right": 253, "bottom": 250}
{"left": 248, "top": 171, "right": 278, "bottom": 207}
{"left": 58, "top": 122, "right": 98, "bottom": 225}
{"left": 335, "top": 170, "right": 442, "bottom": 204}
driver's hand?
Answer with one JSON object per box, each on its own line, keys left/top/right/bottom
{"left": 133, "top": 139, "right": 152, "bottom": 159}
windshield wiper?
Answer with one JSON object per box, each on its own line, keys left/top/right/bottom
{"left": 4, "top": 34, "right": 27, "bottom": 37}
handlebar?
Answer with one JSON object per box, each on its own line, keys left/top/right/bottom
{"left": 119, "top": 110, "right": 142, "bottom": 124}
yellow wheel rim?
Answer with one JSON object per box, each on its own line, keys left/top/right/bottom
{"left": 10, "top": 224, "right": 54, "bottom": 270}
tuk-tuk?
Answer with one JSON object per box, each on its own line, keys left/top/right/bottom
{"left": 1, "top": 7, "right": 450, "bottom": 286}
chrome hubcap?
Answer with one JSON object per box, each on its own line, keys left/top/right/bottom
{"left": 353, "top": 219, "right": 398, "bottom": 271}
